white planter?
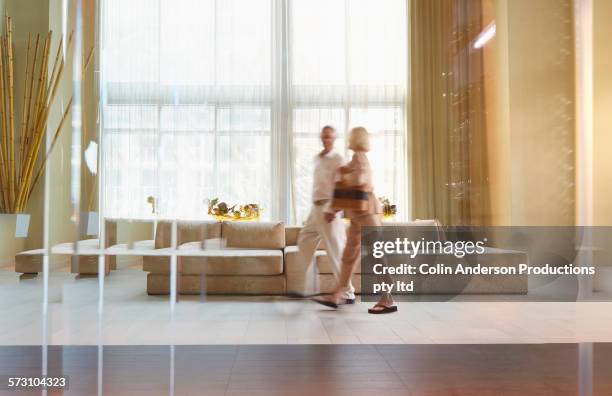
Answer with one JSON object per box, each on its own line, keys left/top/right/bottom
{"left": 0, "top": 214, "right": 30, "bottom": 266}
{"left": 0, "top": 213, "right": 30, "bottom": 238}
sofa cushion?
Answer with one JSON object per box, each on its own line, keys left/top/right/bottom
{"left": 223, "top": 221, "right": 285, "bottom": 249}
{"left": 283, "top": 245, "right": 346, "bottom": 274}
{"left": 314, "top": 251, "right": 340, "bottom": 274}
{"left": 147, "top": 274, "right": 286, "bottom": 295}
{"left": 142, "top": 255, "right": 172, "bottom": 273}
{"left": 176, "top": 239, "right": 226, "bottom": 250}
{"left": 180, "top": 250, "right": 283, "bottom": 275}
{"left": 145, "top": 246, "right": 283, "bottom": 276}
{"left": 154, "top": 220, "right": 222, "bottom": 248}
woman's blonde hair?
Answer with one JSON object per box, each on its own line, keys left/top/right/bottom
{"left": 348, "top": 126, "right": 370, "bottom": 151}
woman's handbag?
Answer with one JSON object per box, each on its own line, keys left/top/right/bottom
{"left": 331, "top": 180, "right": 369, "bottom": 212}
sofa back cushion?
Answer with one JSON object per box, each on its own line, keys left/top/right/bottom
{"left": 179, "top": 221, "right": 222, "bottom": 245}
{"left": 284, "top": 225, "right": 331, "bottom": 250}
{"left": 223, "top": 221, "right": 285, "bottom": 249}
{"left": 285, "top": 226, "right": 301, "bottom": 247}
{"left": 154, "top": 221, "right": 171, "bottom": 248}
{"left": 155, "top": 220, "right": 222, "bottom": 248}
{"left": 104, "top": 219, "right": 117, "bottom": 247}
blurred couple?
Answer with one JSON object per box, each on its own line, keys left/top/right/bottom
{"left": 296, "top": 125, "right": 397, "bottom": 314}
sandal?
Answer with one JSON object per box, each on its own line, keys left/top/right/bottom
{"left": 312, "top": 296, "right": 355, "bottom": 309}
{"left": 312, "top": 296, "right": 340, "bottom": 309}
{"left": 368, "top": 303, "right": 398, "bottom": 314}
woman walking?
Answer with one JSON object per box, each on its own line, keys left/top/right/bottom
{"left": 313, "top": 127, "right": 397, "bottom": 314}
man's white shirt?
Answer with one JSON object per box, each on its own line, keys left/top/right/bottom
{"left": 312, "top": 150, "right": 344, "bottom": 213}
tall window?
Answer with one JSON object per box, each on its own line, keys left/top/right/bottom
{"left": 102, "top": 0, "right": 407, "bottom": 223}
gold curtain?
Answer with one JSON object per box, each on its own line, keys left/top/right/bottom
{"left": 410, "top": 0, "right": 489, "bottom": 226}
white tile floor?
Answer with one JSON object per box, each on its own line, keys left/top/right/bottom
{"left": 2, "top": 266, "right": 612, "bottom": 345}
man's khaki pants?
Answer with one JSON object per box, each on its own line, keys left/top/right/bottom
{"left": 296, "top": 205, "right": 355, "bottom": 299}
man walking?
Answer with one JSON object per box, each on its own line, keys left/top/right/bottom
{"left": 294, "top": 125, "right": 355, "bottom": 302}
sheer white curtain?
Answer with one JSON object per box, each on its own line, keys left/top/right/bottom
{"left": 101, "top": 0, "right": 407, "bottom": 223}
{"left": 289, "top": 0, "right": 408, "bottom": 224}
{"left": 102, "top": 0, "right": 273, "bottom": 220}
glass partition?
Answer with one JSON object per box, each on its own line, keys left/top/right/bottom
{"left": 1, "top": 0, "right": 611, "bottom": 394}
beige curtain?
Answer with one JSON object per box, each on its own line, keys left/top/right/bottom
{"left": 410, "top": 0, "right": 489, "bottom": 226}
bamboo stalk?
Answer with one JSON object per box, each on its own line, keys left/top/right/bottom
{"left": 30, "top": 31, "right": 71, "bottom": 150}
{"left": 27, "top": 33, "right": 50, "bottom": 140}
{"left": 27, "top": 33, "right": 51, "bottom": 144}
{"left": 2, "top": 36, "right": 10, "bottom": 211}
{"left": 26, "top": 32, "right": 55, "bottom": 148}
{"left": 24, "top": 97, "right": 73, "bottom": 207}
{"left": 6, "top": 17, "right": 16, "bottom": 212}
{"left": 0, "top": 37, "right": 9, "bottom": 201}
{"left": 23, "top": 39, "right": 88, "bottom": 210}
{"left": 0, "top": 39, "right": 7, "bottom": 209}
{"left": 0, "top": 23, "right": 74, "bottom": 213}
{"left": 23, "top": 34, "right": 40, "bottom": 162}
{"left": 46, "top": 35, "right": 63, "bottom": 104}
{"left": 0, "top": 38, "right": 6, "bottom": 211}
{"left": 44, "top": 52, "right": 65, "bottom": 110}
{"left": 16, "top": 84, "right": 65, "bottom": 210}
{"left": 20, "top": 37, "right": 83, "bottom": 210}
{"left": 0, "top": 135, "right": 6, "bottom": 212}
{"left": 32, "top": 42, "right": 66, "bottom": 151}
{"left": 17, "top": 88, "right": 59, "bottom": 211}
{"left": 83, "top": 46, "right": 94, "bottom": 73}
{"left": 18, "top": 33, "right": 32, "bottom": 185}
{"left": 43, "top": 32, "right": 72, "bottom": 111}
{"left": 43, "top": 32, "right": 74, "bottom": 112}
{"left": 15, "top": 33, "right": 51, "bottom": 209}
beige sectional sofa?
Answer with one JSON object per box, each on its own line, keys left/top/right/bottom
{"left": 14, "top": 220, "right": 118, "bottom": 276}
{"left": 144, "top": 219, "right": 357, "bottom": 295}
{"left": 145, "top": 220, "right": 287, "bottom": 295}
{"left": 13, "top": 218, "right": 528, "bottom": 296}
{"left": 144, "top": 219, "right": 528, "bottom": 296}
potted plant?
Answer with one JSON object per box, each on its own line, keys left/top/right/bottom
{"left": 0, "top": 17, "right": 90, "bottom": 262}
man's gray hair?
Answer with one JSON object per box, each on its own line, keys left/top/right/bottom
{"left": 320, "top": 125, "right": 335, "bottom": 133}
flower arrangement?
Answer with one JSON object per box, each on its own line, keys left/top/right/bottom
{"left": 379, "top": 196, "right": 397, "bottom": 219}
{"left": 207, "top": 198, "right": 261, "bottom": 221}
